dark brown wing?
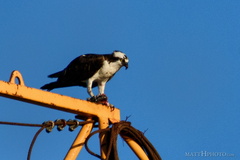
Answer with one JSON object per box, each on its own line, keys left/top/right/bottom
{"left": 41, "top": 54, "right": 104, "bottom": 90}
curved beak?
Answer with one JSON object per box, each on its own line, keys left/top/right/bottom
{"left": 124, "top": 63, "right": 128, "bottom": 70}
{"left": 122, "top": 57, "right": 129, "bottom": 70}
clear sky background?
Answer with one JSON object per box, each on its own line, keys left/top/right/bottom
{"left": 0, "top": 1, "right": 239, "bottom": 160}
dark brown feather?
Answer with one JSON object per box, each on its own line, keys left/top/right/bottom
{"left": 41, "top": 54, "right": 108, "bottom": 90}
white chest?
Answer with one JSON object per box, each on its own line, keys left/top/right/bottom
{"left": 91, "top": 60, "right": 122, "bottom": 82}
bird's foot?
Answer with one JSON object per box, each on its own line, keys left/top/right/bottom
{"left": 87, "top": 96, "right": 98, "bottom": 102}
{"left": 86, "top": 94, "right": 106, "bottom": 102}
{"left": 87, "top": 94, "right": 114, "bottom": 110}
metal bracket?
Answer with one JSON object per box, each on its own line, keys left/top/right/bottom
{"left": 9, "top": 70, "right": 25, "bottom": 86}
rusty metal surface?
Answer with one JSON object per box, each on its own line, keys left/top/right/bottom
{"left": 0, "top": 71, "right": 156, "bottom": 160}
{"left": 0, "top": 71, "right": 120, "bottom": 123}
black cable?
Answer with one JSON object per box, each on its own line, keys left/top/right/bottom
{"left": 117, "top": 122, "right": 162, "bottom": 160}
{"left": 85, "top": 121, "right": 162, "bottom": 160}
{"left": 27, "top": 126, "right": 45, "bottom": 160}
{"left": 0, "top": 120, "right": 161, "bottom": 160}
{"left": 0, "top": 120, "right": 95, "bottom": 160}
{"left": 0, "top": 121, "right": 43, "bottom": 127}
{"left": 85, "top": 128, "right": 110, "bottom": 159}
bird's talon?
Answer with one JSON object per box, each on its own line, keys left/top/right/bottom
{"left": 96, "top": 94, "right": 108, "bottom": 101}
{"left": 87, "top": 95, "right": 115, "bottom": 109}
{"left": 87, "top": 96, "right": 97, "bottom": 102}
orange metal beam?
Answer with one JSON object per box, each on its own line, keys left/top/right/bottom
{"left": 121, "top": 135, "right": 150, "bottom": 160}
{"left": 0, "top": 71, "right": 153, "bottom": 160}
{"left": 64, "top": 118, "right": 94, "bottom": 160}
{"left": 0, "top": 71, "right": 120, "bottom": 123}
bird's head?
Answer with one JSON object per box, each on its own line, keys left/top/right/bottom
{"left": 112, "top": 50, "right": 129, "bottom": 69}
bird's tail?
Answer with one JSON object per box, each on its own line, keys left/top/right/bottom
{"left": 48, "top": 71, "right": 63, "bottom": 78}
{"left": 40, "top": 82, "right": 61, "bottom": 91}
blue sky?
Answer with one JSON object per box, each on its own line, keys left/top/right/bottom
{"left": 0, "top": 1, "right": 239, "bottom": 159}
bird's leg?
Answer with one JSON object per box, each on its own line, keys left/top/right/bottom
{"left": 98, "top": 81, "right": 106, "bottom": 96}
{"left": 95, "top": 81, "right": 110, "bottom": 105}
{"left": 87, "top": 80, "right": 98, "bottom": 102}
{"left": 87, "top": 81, "right": 113, "bottom": 108}
{"left": 87, "top": 80, "right": 95, "bottom": 99}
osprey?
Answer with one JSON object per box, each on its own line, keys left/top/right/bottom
{"left": 41, "top": 50, "right": 129, "bottom": 101}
